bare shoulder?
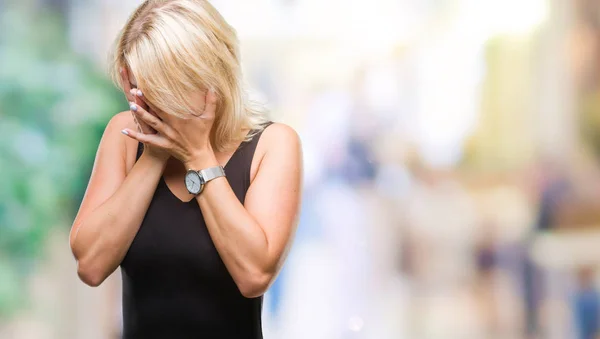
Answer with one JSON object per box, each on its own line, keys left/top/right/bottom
{"left": 103, "top": 111, "right": 139, "bottom": 171}
{"left": 106, "top": 110, "right": 137, "bottom": 132}
{"left": 251, "top": 123, "right": 302, "bottom": 179}
{"left": 259, "top": 123, "right": 302, "bottom": 155}
{"left": 261, "top": 123, "right": 301, "bottom": 147}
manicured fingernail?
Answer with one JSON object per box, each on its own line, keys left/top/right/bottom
{"left": 129, "top": 103, "right": 137, "bottom": 111}
{"left": 136, "top": 89, "right": 143, "bottom": 97}
{"left": 130, "top": 89, "right": 136, "bottom": 95}
{"left": 121, "top": 129, "right": 129, "bottom": 135}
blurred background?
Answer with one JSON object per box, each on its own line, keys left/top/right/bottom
{"left": 3, "top": 0, "right": 600, "bottom": 338}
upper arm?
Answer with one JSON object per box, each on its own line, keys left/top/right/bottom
{"left": 69, "top": 111, "right": 137, "bottom": 249}
{"left": 244, "top": 123, "right": 303, "bottom": 269}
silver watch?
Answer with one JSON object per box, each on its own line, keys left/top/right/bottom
{"left": 184, "top": 166, "right": 226, "bottom": 195}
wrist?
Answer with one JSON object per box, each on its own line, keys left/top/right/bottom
{"left": 184, "top": 148, "right": 219, "bottom": 170}
{"left": 140, "top": 150, "right": 169, "bottom": 169}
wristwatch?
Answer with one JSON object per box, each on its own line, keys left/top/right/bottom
{"left": 184, "top": 166, "right": 226, "bottom": 195}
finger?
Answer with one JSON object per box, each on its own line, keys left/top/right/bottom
{"left": 129, "top": 100, "right": 157, "bottom": 134}
{"left": 130, "top": 88, "right": 146, "bottom": 107}
{"left": 202, "top": 88, "right": 217, "bottom": 118}
{"left": 130, "top": 87, "right": 150, "bottom": 111}
{"left": 129, "top": 88, "right": 139, "bottom": 99}
{"left": 122, "top": 71, "right": 157, "bottom": 134}
{"left": 130, "top": 103, "right": 171, "bottom": 136}
{"left": 131, "top": 89, "right": 157, "bottom": 121}
{"left": 132, "top": 89, "right": 152, "bottom": 122}
{"left": 130, "top": 88, "right": 143, "bottom": 99}
{"left": 122, "top": 69, "right": 151, "bottom": 114}
{"left": 121, "top": 128, "right": 170, "bottom": 148}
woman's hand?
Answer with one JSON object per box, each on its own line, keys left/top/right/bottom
{"left": 120, "top": 68, "right": 170, "bottom": 162}
{"left": 121, "top": 89, "right": 217, "bottom": 168}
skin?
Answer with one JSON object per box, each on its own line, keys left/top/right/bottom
{"left": 69, "top": 69, "right": 303, "bottom": 298}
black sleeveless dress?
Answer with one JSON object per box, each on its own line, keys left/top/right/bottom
{"left": 120, "top": 124, "right": 271, "bottom": 339}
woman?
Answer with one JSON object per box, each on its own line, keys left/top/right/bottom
{"left": 68, "top": 1, "right": 302, "bottom": 338}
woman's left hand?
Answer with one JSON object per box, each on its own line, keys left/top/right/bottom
{"left": 122, "top": 89, "right": 218, "bottom": 167}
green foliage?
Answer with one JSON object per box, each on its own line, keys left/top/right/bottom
{"left": 0, "top": 5, "right": 122, "bottom": 317}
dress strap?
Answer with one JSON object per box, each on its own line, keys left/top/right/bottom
{"left": 225, "top": 122, "right": 273, "bottom": 191}
{"left": 135, "top": 142, "right": 144, "bottom": 161}
{"left": 242, "top": 121, "right": 273, "bottom": 160}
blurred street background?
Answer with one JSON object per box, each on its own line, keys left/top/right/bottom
{"left": 3, "top": 0, "right": 600, "bottom": 338}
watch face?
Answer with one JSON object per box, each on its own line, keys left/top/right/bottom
{"left": 185, "top": 170, "right": 203, "bottom": 195}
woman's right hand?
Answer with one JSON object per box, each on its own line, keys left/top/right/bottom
{"left": 120, "top": 68, "right": 170, "bottom": 162}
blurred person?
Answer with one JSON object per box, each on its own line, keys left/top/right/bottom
{"left": 405, "top": 161, "right": 483, "bottom": 337}
{"left": 474, "top": 223, "right": 501, "bottom": 337}
{"left": 68, "top": 1, "right": 302, "bottom": 338}
{"left": 524, "top": 159, "right": 570, "bottom": 338}
{"left": 273, "top": 87, "right": 383, "bottom": 338}
{"left": 573, "top": 267, "right": 600, "bottom": 339}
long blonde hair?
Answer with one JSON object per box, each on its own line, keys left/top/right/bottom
{"left": 110, "top": 0, "right": 267, "bottom": 151}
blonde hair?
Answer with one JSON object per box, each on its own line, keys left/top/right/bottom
{"left": 110, "top": 0, "right": 267, "bottom": 151}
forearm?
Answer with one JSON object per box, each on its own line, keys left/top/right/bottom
{"left": 72, "top": 152, "right": 166, "bottom": 285}
{"left": 196, "top": 178, "right": 272, "bottom": 295}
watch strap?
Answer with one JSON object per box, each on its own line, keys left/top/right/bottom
{"left": 199, "top": 166, "right": 226, "bottom": 183}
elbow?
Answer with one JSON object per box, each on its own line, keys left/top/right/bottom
{"left": 237, "top": 270, "right": 274, "bottom": 299}
{"left": 76, "top": 259, "right": 107, "bottom": 287}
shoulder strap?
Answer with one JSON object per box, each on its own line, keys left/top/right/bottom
{"left": 135, "top": 142, "right": 144, "bottom": 161}
{"left": 244, "top": 121, "right": 273, "bottom": 156}
{"left": 245, "top": 121, "right": 273, "bottom": 151}
{"left": 227, "top": 121, "right": 273, "bottom": 171}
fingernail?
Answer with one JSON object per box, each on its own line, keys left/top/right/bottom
{"left": 136, "top": 89, "right": 143, "bottom": 97}
{"left": 121, "top": 129, "right": 129, "bottom": 135}
{"left": 129, "top": 103, "right": 137, "bottom": 111}
{"left": 130, "top": 89, "right": 136, "bottom": 95}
